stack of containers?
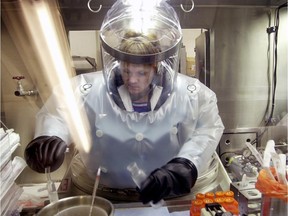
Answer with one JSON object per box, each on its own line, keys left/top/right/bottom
{"left": 190, "top": 190, "right": 239, "bottom": 215}
{"left": 0, "top": 127, "right": 27, "bottom": 215}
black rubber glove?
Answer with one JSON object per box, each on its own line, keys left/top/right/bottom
{"left": 139, "top": 157, "right": 198, "bottom": 204}
{"left": 24, "top": 136, "right": 67, "bottom": 173}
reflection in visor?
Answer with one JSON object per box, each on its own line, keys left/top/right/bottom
{"left": 100, "top": 0, "right": 182, "bottom": 64}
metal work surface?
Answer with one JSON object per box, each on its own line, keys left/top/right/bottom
{"left": 55, "top": 153, "right": 231, "bottom": 213}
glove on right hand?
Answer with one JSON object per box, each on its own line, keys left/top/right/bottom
{"left": 139, "top": 157, "right": 198, "bottom": 204}
{"left": 24, "top": 136, "right": 67, "bottom": 173}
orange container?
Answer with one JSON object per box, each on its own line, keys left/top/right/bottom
{"left": 214, "top": 197, "right": 225, "bottom": 205}
{"left": 196, "top": 193, "right": 205, "bottom": 200}
{"left": 222, "top": 197, "right": 239, "bottom": 215}
{"left": 190, "top": 199, "right": 204, "bottom": 216}
{"left": 205, "top": 192, "right": 215, "bottom": 199}
{"left": 225, "top": 190, "right": 234, "bottom": 198}
{"left": 215, "top": 191, "right": 225, "bottom": 198}
{"left": 203, "top": 198, "right": 214, "bottom": 204}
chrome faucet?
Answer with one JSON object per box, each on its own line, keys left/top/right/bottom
{"left": 12, "top": 76, "right": 38, "bottom": 96}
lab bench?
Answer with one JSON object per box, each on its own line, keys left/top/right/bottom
{"left": 19, "top": 153, "right": 233, "bottom": 215}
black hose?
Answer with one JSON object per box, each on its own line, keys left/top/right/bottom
{"left": 266, "top": 2, "right": 288, "bottom": 125}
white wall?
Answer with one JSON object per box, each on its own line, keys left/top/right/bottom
{"left": 182, "top": 29, "right": 202, "bottom": 57}
{"left": 69, "top": 30, "right": 102, "bottom": 70}
{"left": 69, "top": 31, "right": 97, "bottom": 59}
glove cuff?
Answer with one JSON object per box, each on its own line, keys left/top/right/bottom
{"left": 168, "top": 157, "right": 198, "bottom": 188}
{"left": 32, "top": 135, "right": 64, "bottom": 142}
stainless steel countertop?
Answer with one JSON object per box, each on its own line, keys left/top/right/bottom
{"left": 19, "top": 154, "right": 231, "bottom": 215}
{"left": 56, "top": 153, "right": 231, "bottom": 212}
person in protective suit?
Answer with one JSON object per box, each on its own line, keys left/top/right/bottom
{"left": 25, "top": 0, "right": 224, "bottom": 204}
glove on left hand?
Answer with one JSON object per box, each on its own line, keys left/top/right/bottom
{"left": 24, "top": 136, "right": 67, "bottom": 173}
{"left": 139, "top": 157, "right": 198, "bottom": 204}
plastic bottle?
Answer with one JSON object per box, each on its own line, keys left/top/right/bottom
{"left": 127, "top": 162, "right": 164, "bottom": 208}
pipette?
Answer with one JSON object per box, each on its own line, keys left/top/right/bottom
{"left": 88, "top": 167, "right": 102, "bottom": 216}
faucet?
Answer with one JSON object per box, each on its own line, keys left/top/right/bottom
{"left": 12, "top": 76, "right": 38, "bottom": 96}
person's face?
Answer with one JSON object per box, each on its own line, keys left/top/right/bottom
{"left": 120, "top": 62, "right": 155, "bottom": 97}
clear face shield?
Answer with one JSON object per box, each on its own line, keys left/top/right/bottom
{"left": 100, "top": 0, "right": 182, "bottom": 109}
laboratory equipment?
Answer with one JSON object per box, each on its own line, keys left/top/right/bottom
{"left": 127, "top": 162, "right": 165, "bottom": 208}
{"left": 89, "top": 167, "right": 101, "bottom": 216}
{"left": 37, "top": 195, "right": 114, "bottom": 216}
{"left": 45, "top": 167, "right": 59, "bottom": 203}
{"left": 12, "top": 76, "right": 38, "bottom": 97}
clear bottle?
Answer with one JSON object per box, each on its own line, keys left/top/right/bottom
{"left": 127, "top": 162, "right": 147, "bottom": 188}
{"left": 127, "top": 162, "right": 164, "bottom": 208}
{"left": 45, "top": 167, "right": 59, "bottom": 203}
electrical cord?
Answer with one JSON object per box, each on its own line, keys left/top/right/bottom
{"left": 266, "top": 2, "right": 288, "bottom": 125}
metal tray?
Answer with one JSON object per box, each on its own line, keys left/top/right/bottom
{"left": 37, "top": 195, "right": 114, "bottom": 216}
